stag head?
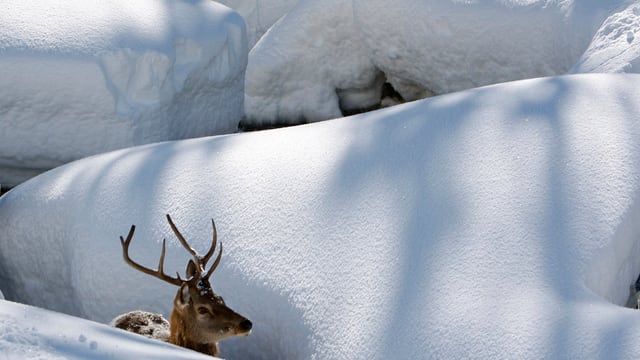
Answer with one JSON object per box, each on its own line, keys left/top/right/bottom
{"left": 119, "top": 214, "right": 251, "bottom": 356}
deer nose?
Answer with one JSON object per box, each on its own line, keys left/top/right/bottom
{"left": 240, "top": 320, "right": 253, "bottom": 332}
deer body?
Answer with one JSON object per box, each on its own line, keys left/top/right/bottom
{"left": 111, "top": 310, "right": 170, "bottom": 342}
{"left": 113, "top": 215, "right": 252, "bottom": 357}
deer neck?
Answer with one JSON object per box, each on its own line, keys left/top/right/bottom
{"left": 168, "top": 309, "right": 220, "bottom": 356}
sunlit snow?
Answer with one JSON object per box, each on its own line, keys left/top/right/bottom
{"left": 0, "top": 0, "right": 247, "bottom": 186}
{"left": 3, "top": 1, "right": 640, "bottom": 359}
{"left": 2, "top": 74, "right": 640, "bottom": 359}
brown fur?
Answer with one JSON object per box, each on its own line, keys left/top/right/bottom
{"left": 115, "top": 215, "right": 252, "bottom": 357}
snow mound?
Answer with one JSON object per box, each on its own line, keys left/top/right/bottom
{"left": 217, "top": 0, "right": 299, "bottom": 47}
{"left": 0, "top": 0, "right": 247, "bottom": 186}
{"left": 243, "top": 0, "right": 622, "bottom": 125}
{"left": 245, "top": 0, "right": 378, "bottom": 125}
{"left": 0, "top": 300, "right": 215, "bottom": 359}
{"left": 572, "top": 2, "right": 640, "bottom": 73}
{"left": 2, "top": 74, "right": 640, "bottom": 358}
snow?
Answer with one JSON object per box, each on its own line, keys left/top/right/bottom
{"left": 216, "top": 0, "right": 298, "bottom": 47}
{"left": 2, "top": 73, "right": 640, "bottom": 358}
{"left": 0, "top": 0, "right": 247, "bottom": 186}
{"left": 243, "top": 0, "right": 632, "bottom": 126}
{"left": 0, "top": 300, "right": 214, "bottom": 359}
{"left": 3, "top": 1, "right": 640, "bottom": 359}
{"left": 572, "top": 2, "right": 640, "bottom": 73}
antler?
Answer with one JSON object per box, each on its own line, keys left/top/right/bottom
{"left": 119, "top": 215, "right": 224, "bottom": 285}
{"left": 166, "top": 214, "right": 223, "bottom": 281}
{"left": 119, "top": 225, "right": 183, "bottom": 286}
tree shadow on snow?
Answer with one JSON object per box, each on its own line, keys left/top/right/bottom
{"left": 321, "top": 75, "right": 640, "bottom": 358}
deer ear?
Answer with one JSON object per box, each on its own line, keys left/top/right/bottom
{"left": 175, "top": 283, "right": 192, "bottom": 309}
{"left": 186, "top": 260, "right": 197, "bottom": 279}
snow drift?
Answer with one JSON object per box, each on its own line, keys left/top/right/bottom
{"left": 0, "top": 300, "right": 214, "bottom": 359}
{"left": 2, "top": 74, "right": 640, "bottom": 358}
{"left": 0, "top": 0, "right": 247, "bottom": 186}
{"left": 243, "top": 0, "right": 630, "bottom": 126}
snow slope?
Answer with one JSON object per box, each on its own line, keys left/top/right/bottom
{"left": 0, "top": 300, "right": 215, "bottom": 360}
{"left": 243, "top": 0, "right": 629, "bottom": 125}
{"left": 1, "top": 74, "right": 640, "bottom": 358}
{"left": 0, "top": 0, "right": 247, "bottom": 186}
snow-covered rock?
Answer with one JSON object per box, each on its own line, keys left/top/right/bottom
{"left": 0, "top": 0, "right": 247, "bottom": 186}
{"left": 243, "top": 0, "right": 623, "bottom": 125}
{"left": 2, "top": 74, "right": 640, "bottom": 358}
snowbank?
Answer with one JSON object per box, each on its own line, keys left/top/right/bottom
{"left": 0, "top": 300, "right": 215, "bottom": 359}
{"left": 243, "top": 0, "right": 625, "bottom": 125}
{"left": 572, "top": 2, "right": 640, "bottom": 73}
{"left": 1, "top": 74, "right": 640, "bottom": 358}
{"left": 0, "top": 0, "right": 247, "bottom": 186}
{"left": 245, "top": 0, "right": 378, "bottom": 125}
{"left": 217, "top": 0, "right": 299, "bottom": 47}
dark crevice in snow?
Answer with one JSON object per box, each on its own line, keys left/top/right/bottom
{"left": 237, "top": 117, "right": 307, "bottom": 132}
{"left": 0, "top": 184, "right": 12, "bottom": 196}
{"left": 340, "top": 82, "right": 407, "bottom": 117}
{"left": 239, "top": 76, "right": 414, "bottom": 132}
{"left": 625, "top": 273, "right": 640, "bottom": 308}
{"left": 240, "top": 79, "right": 411, "bottom": 132}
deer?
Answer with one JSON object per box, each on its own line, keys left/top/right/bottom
{"left": 112, "top": 214, "right": 252, "bottom": 357}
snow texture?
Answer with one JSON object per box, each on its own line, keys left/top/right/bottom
{"left": 1, "top": 74, "right": 640, "bottom": 359}
{"left": 0, "top": 0, "right": 247, "bottom": 186}
{"left": 572, "top": 2, "right": 640, "bottom": 73}
{"left": 243, "top": 0, "right": 629, "bottom": 125}
{"left": 0, "top": 300, "right": 215, "bottom": 359}
{"left": 217, "top": 0, "right": 299, "bottom": 47}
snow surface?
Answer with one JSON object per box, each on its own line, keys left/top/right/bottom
{"left": 217, "top": 0, "right": 298, "bottom": 47}
{"left": 243, "top": 0, "right": 632, "bottom": 125}
{"left": 2, "top": 74, "right": 640, "bottom": 358}
{"left": 0, "top": 0, "right": 247, "bottom": 186}
{"left": 572, "top": 1, "right": 640, "bottom": 73}
{"left": 0, "top": 300, "right": 215, "bottom": 360}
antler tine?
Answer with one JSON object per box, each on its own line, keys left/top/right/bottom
{"left": 204, "top": 242, "right": 223, "bottom": 281}
{"left": 166, "top": 214, "right": 200, "bottom": 259}
{"left": 201, "top": 219, "right": 218, "bottom": 266}
{"left": 119, "top": 225, "right": 183, "bottom": 286}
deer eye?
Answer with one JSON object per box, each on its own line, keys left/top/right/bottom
{"left": 197, "top": 307, "right": 209, "bottom": 315}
